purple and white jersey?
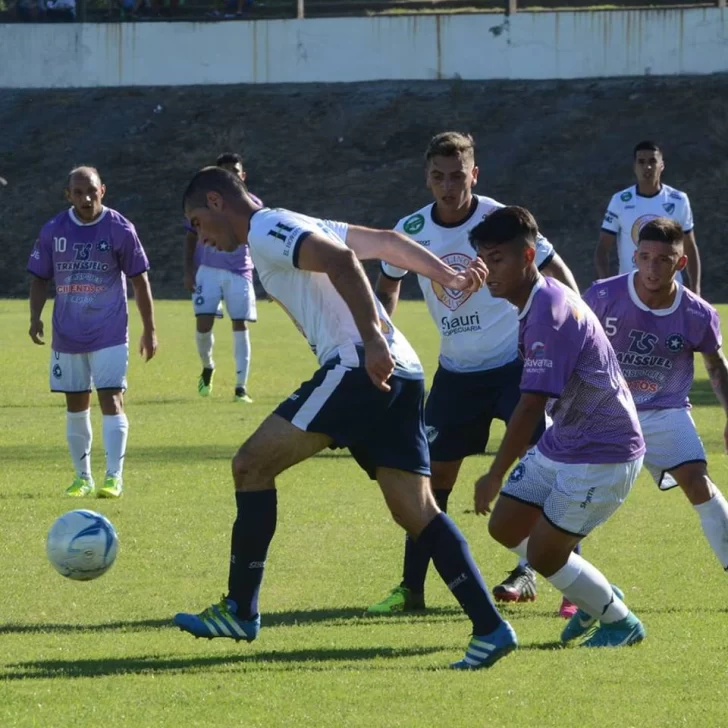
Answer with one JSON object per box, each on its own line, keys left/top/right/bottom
{"left": 583, "top": 272, "right": 722, "bottom": 410}
{"left": 519, "top": 276, "right": 645, "bottom": 465}
{"left": 27, "top": 207, "right": 149, "bottom": 354}
{"left": 185, "top": 192, "right": 261, "bottom": 281}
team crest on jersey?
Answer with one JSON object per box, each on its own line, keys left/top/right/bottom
{"left": 97, "top": 240, "right": 111, "bottom": 252}
{"left": 431, "top": 252, "right": 474, "bottom": 311}
{"left": 631, "top": 214, "right": 660, "bottom": 245}
{"left": 597, "top": 288, "right": 608, "bottom": 299}
{"left": 621, "top": 190, "right": 633, "bottom": 202}
{"left": 665, "top": 333, "right": 685, "bottom": 353}
{"left": 662, "top": 203, "right": 676, "bottom": 215}
{"left": 403, "top": 214, "right": 425, "bottom": 235}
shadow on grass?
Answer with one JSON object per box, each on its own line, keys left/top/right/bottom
{"left": 2, "top": 646, "right": 446, "bottom": 680}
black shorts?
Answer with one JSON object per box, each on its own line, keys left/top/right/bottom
{"left": 275, "top": 358, "right": 431, "bottom": 480}
{"left": 424, "top": 360, "right": 546, "bottom": 462}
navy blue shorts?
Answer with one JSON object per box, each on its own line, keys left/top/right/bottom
{"left": 275, "top": 359, "right": 431, "bottom": 480}
{"left": 425, "top": 360, "right": 546, "bottom": 462}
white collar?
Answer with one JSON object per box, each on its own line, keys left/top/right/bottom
{"left": 68, "top": 206, "right": 108, "bottom": 227}
{"left": 627, "top": 270, "right": 683, "bottom": 317}
{"left": 517, "top": 275, "right": 545, "bottom": 321}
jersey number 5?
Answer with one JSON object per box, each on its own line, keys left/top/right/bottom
{"left": 604, "top": 317, "right": 618, "bottom": 337}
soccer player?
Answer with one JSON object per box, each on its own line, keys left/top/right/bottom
{"left": 183, "top": 152, "right": 259, "bottom": 402}
{"left": 174, "top": 166, "right": 518, "bottom": 670}
{"left": 27, "top": 166, "right": 157, "bottom": 498}
{"left": 368, "top": 131, "right": 580, "bottom": 616}
{"left": 471, "top": 206, "right": 647, "bottom": 648}
{"left": 585, "top": 217, "right": 728, "bottom": 574}
{"left": 595, "top": 140, "right": 701, "bottom": 295}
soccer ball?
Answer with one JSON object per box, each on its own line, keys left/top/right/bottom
{"left": 46, "top": 509, "right": 119, "bottom": 581}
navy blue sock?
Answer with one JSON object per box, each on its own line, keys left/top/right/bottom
{"left": 226, "top": 489, "right": 277, "bottom": 620}
{"left": 401, "top": 489, "right": 451, "bottom": 593}
{"left": 417, "top": 513, "right": 503, "bottom": 635}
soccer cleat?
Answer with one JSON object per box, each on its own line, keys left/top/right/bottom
{"left": 492, "top": 564, "right": 537, "bottom": 603}
{"left": 174, "top": 596, "right": 260, "bottom": 642}
{"left": 234, "top": 386, "right": 254, "bottom": 403}
{"left": 97, "top": 475, "right": 123, "bottom": 499}
{"left": 65, "top": 476, "right": 95, "bottom": 497}
{"left": 561, "top": 585, "right": 625, "bottom": 644}
{"left": 198, "top": 367, "right": 215, "bottom": 397}
{"left": 366, "top": 585, "right": 426, "bottom": 614}
{"left": 450, "top": 621, "right": 518, "bottom": 670}
{"left": 581, "top": 612, "right": 646, "bottom": 648}
{"left": 558, "top": 597, "right": 579, "bottom": 619}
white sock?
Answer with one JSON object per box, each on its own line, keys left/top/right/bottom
{"left": 103, "top": 413, "right": 129, "bottom": 478}
{"left": 509, "top": 538, "right": 529, "bottom": 562}
{"left": 233, "top": 329, "right": 251, "bottom": 389}
{"left": 694, "top": 490, "right": 728, "bottom": 570}
{"left": 67, "top": 409, "right": 92, "bottom": 479}
{"left": 196, "top": 330, "right": 215, "bottom": 369}
{"left": 546, "top": 553, "right": 629, "bottom": 623}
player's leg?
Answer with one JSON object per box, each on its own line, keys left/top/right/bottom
{"left": 192, "top": 266, "right": 223, "bottom": 397}
{"left": 222, "top": 272, "right": 257, "bottom": 403}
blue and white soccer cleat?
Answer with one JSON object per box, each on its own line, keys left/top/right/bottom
{"left": 560, "top": 585, "right": 625, "bottom": 644}
{"left": 450, "top": 621, "right": 518, "bottom": 670}
{"left": 581, "top": 612, "right": 646, "bottom": 648}
{"left": 174, "top": 596, "right": 260, "bottom": 642}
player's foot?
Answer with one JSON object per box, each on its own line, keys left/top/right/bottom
{"left": 366, "top": 585, "right": 426, "bottom": 614}
{"left": 97, "top": 475, "right": 123, "bottom": 499}
{"left": 198, "top": 367, "right": 215, "bottom": 397}
{"left": 174, "top": 596, "right": 260, "bottom": 642}
{"left": 561, "top": 585, "right": 625, "bottom": 644}
{"left": 492, "top": 564, "right": 537, "bottom": 603}
{"left": 234, "top": 386, "right": 254, "bottom": 403}
{"left": 558, "top": 596, "right": 578, "bottom": 619}
{"left": 65, "top": 476, "right": 95, "bottom": 497}
{"left": 581, "top": 612, "right": 646, "bottom": 648}
{"left": 450, "top": 621, "right": 518, "bottom": 670}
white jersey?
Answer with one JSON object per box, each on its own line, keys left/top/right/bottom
{"left": 601, "top": 183, "right": 694, "bottom": 275}
{"left": 380, "top": 195, "right": 555, "bottom": 374}
{"left": 248, "top": 207, "right": 423, "bottom": 379}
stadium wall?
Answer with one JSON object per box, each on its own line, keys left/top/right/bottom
{"left": 1, "top": 8, "right": 727, "bottom": 88}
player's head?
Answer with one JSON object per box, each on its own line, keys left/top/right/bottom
{"left": 65, "top": 166, "right": 105, "bottom": 222}
{"left": 469, "top": 206, "right": 538, "bottom": 301}
{"left": 633, "top": 140, "right": 664, "bottom": 185}
{"left": 635, "top": 217, "right": 686, "bottom": 292}
{"left": 425, "top": 132, "right": 478, "bottom": 213}
{"left": 183, "top": 166, "right": 253, "bottom": 251}
{"left": 216, "top": 152, "right": 246, "bottom": 181}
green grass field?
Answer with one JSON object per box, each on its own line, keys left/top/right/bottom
{"left": 1, "top": 299, "right": 727, "bottom": 727}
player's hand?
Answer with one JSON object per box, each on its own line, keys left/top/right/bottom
{"left": 29, "top": 319, "right": 45, "bottom": 345}
{"left": 183, "top": 270, "right": 197, "bottom": 293}
{"left": 364, "top": 331, "right": 395, "bottom": 393}
{"left": 474, "top": 471, "right": 502, "bottom": 515}
{"left": 448, "top": 259, "right": 488, "bottom": 293}
{"left": 139, "top": 329, "right": 157, "bottom": 362}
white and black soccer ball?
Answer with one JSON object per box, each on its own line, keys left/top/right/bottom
{"left": 46, "top": 510, "right": 119, "bottom": 581}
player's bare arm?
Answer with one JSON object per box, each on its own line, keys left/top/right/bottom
{"left": 703, "top": 348, "right": 728, "bottom": 451}
{"left": 183, "top": 230, "right": 198, "bottom": 293}
{"left": 297, "top": 232, "right": 394, "bottom": 392}
{"left": 683, "top": 230, "right": 702, "bottom": 297}
{"left": 541, "top": 252, "right": 579, "bottom": 293}
{"left": 28, "top": 275, "right": 49, "bottom": 345}
{"left": 130, "top": 272, "right": 158, "bottom": 362}
{"left": 474, "top": 392, "right": 549, "bottom": 515}
{"left": 594, "top": 230, "right": 617, "bottom": 280}
{"left": 375, "top": 273, "right": 401, "bottom": 317}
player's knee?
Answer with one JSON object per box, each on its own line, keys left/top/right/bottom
{"left": 487, "top": 515, "right": 510, "bottom": 547}
{"left": 231, "top": 449, "right": 266, "bottom": 488}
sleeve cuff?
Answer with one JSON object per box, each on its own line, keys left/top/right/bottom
{"left": 27, "top": 269, "right": 51, "bottom": 281}
{"left": 291, "top": 231, "right": 312, "bottom": 269}
{"left": 600, "top": 227, "right": 618, "bottom": 235}
{"left": 537, "top": 251, "right": 555, "bottom": 272}
{"left": 379, "top": 262, "right": 407, "bottom": 281}
{"left": 521, "top": 388, "right": 561, "bottom": 399}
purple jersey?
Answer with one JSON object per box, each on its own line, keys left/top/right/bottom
{"left": 584, "top": 272, "right": 722, "bottom": 410}
{"left": 27, "top": 207, "right": 149, "bottom": 354}
{"left": 519, "top": 277, "right": 645, "bottom": 464}
{"left": 184, "top": 192, "right": 261, "bottom": 280}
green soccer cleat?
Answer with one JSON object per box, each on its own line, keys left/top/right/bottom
{"left": 198, "top": 367, "right": 215, "bottom": 397}
{"left": 581, "top": 612, "right": 646, "bottom": 648}
{"left": 561, "top": 585, "right": 624, "bottom": 644}
{"left": 97, "top": 475, "right": 123, "bottom": 499}
{"left": 65, "top": 476, "right": 95, "bottom": 497}
{"left": 366, "top": 585, "right": 426, "bottom": 615}
{"left": 234, "top": 387, "right": 253, "bottom": 403}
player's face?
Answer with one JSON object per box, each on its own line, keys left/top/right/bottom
{"left": 635, "top": 239, "right": 686, "bottom": 292}
{"left": 476, "top": 243, "right": 535, "bottom": 300}
{"left": 66, "top": 173, "right": 105, "bottom": 222}
{"left": 633, "top": 150, "right": 664, "bottom": 185}
{"left": 426, "top": 154, "right": 478, "bottom": 212}
{"left": 185, "top": 193, "right": 240, "bottom": 252}
{"left": 219, "top": 162, "right": 246, "bottom": 181}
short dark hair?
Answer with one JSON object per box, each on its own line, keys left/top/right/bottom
{"left": 67, "top": 165, "right": 101, "bottom": 187}
{"left": 182, "top": 166, "right": 248, "bottom": 211}
{"left": 638, "top": 217, "right": 684, "bottom": 246}
{"left": 469, "top": 206, "right": 538, "bottom": 250}
{"left": 216, "top": 152, "right": 244, "bottom": 168}
{"left": 633, "top": 140, "right": 662, "bottom": 158}
{"left": 425, "top": 132, "right": 475, "bottom": 164}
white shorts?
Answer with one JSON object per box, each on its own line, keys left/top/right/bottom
{"left": 640, "top": 408, "right": 707, "bottom": 490}
{"left": 192, "top": 265, "right": 257, "bottom": 322}
{"left": 50, "top": 343, "right": 129, "bottom": 393}
{"left": 501, "top": 447, "right": 644, "bottom": 536}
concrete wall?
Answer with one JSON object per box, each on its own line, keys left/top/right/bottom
{"left": 1, "top": 8, "right": 726, "bottom": 88}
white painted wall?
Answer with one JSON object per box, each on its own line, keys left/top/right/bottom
{"left": 1, "top": 8, "right": 726, "bottom": 88}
